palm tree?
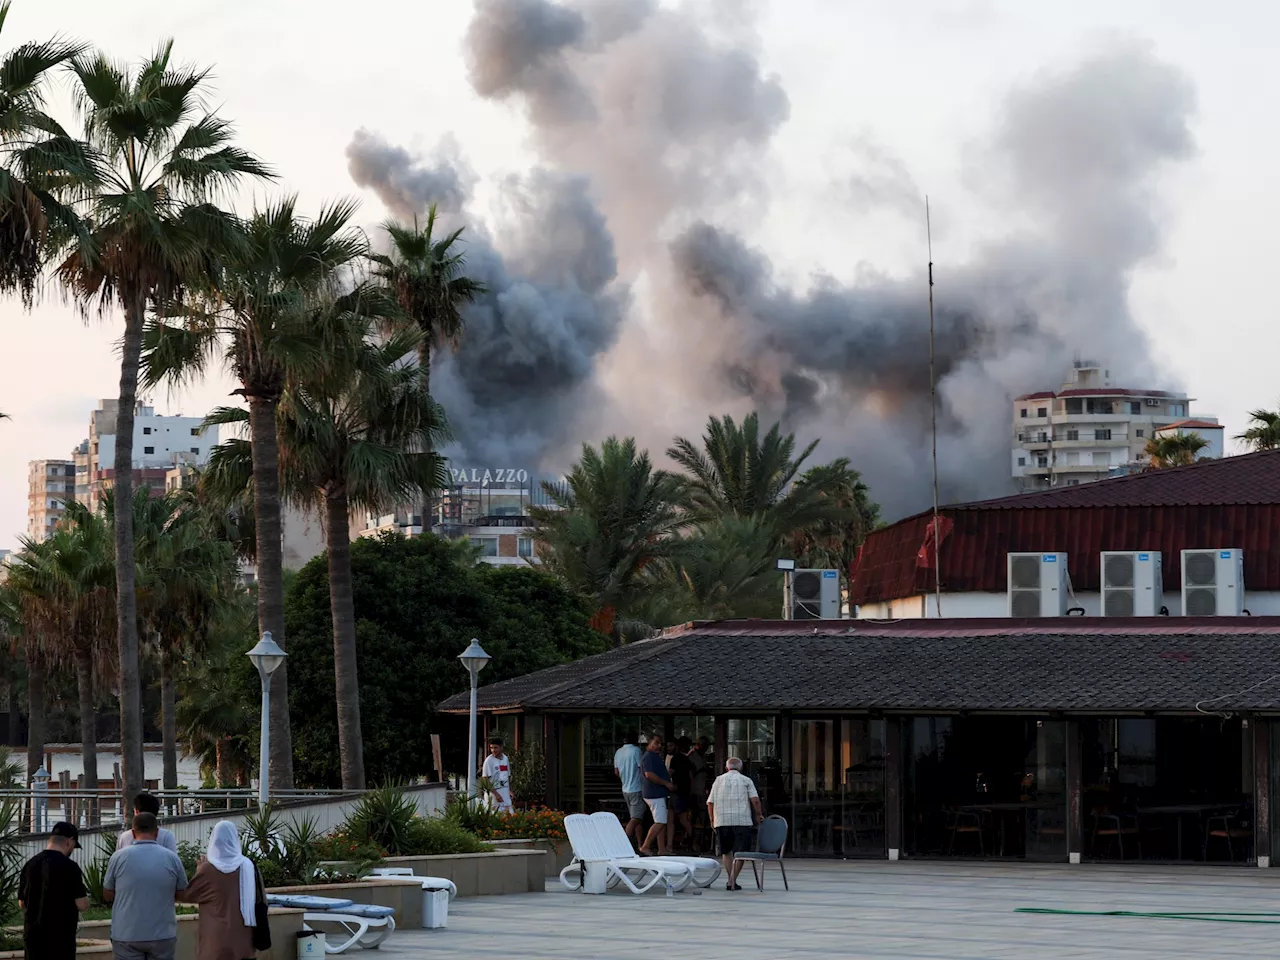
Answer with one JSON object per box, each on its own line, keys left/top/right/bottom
{"left": 204, "top": 306, "right": 449, "bottom": 788}
{"left": 143, "top": 197, "right": 363, "bottom": 790}
{"left": 0, "top": 3, "right": 94, "bottom": 305}
{"left": 0, "top": 582, "right": 42, "bottom": 781}
{"left": 371, "top": 207, "right": 485, "bottom": 525}
{"left": 1144, "top": 431, "right": 1210, "bottom": 469}
{"left": 530, "top": 437, "right": 683, "bottom": 641}
{"left": 1236, "top": 409, "right": 1280, "bottom": 452}
{"left": 788, "top": 459, "right": 881, "bottom": 607}
{"left": 58, "top": 42, "right": 271, "bottom": 805}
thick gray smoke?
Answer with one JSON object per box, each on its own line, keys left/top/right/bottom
{"left": 347, "top": 0, "right": 1196, "bottom": 517}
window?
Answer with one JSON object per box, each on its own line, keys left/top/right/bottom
{"left": 1037, "top": 456, "right": 1048, "bottom": 468}
{"left": 1171, "top": 403, "right": 1187, "bottom": 417}
{"left": 142, "top": 427, "right": 152, "bottom": 435}
{"left": 1037, "top": 432, "right": 1048, "bottom": 442}
{"left": 517, "top": 537, "right": 533, "bottom": 558}
{"left": 1020, "top": 409, "right": 1028, "bottom": 418}
{"left": 1065, "top": 398, "right": 1083, "bottom": 415}
{"left": 1017, "top": 456, "right": 1026, "bottom": 466}
{"left": 469, "top": 536, "right": 498, "bottom": 557}
{"left": 1066, "top": 429, "right": 1079, "bottom": 441}
{"left": 1037, "top": 407, "right": 1047, "bottom": 418}
{"left": 1067, "top": 479, "right": 1080, "bottom": 486}
{"left": 1135, "top": 429, "right": 1144, "bottom": 438}
{"left": 190, "top": 447, "right": 199, "bottom": 454}
{"left": 1094, "top": 429, "right": 1111, "bottom": 441}
{"left": 1128, "top": 402, "right": 1141, "bottom": 415}
{"left": 144, "top": 446, "right": 155, "bottom": 455}
{"left": 1086, "top": 399, "right": 1113, "bottom": 415}
{"left": 190, "top": 428, "right": 200, "bottom": 436}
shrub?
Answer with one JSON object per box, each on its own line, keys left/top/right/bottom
{"left": 443, "top": 794, "right": 503, "bottom": 836}
{"left": 176, "top": 841, "right": 202, "bottom": 881}
{"left": 253, "top": 857, "right": 286, "bottom": 889}
{"left": 400, "top": 817, "right": 492, "bottom": 856}
{"left": 510, "top": 742, "right": 547, "bottom": 807}
{"left": 345, "top": 786, "right": 418, "bottom": 856}
{"left": 312, "top": 829, "right": 385, "bottom": 865}
{"left": 474, "top": 807, "right": 566, "bottom": 841}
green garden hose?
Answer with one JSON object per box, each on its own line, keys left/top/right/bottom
{"left": 1016, "top": 907, "right": 1280, "bottom": 925}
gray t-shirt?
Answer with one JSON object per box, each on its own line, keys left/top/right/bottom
{"left": 103, "top": 840, "right": 188, "bottom": 942}
{"left": 117, "top": 827, "right": 178, "bottom": 854}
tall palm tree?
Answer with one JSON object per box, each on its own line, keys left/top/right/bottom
{"left": 530, "top": 437, "right": 683, "bottom": 641}
{"left": 371, "top": 207, "right": 485, "bottom": 525}
{"left": 0, "top": 3, "right": 94, "bottom": 305}
{"left": 788, "top": 459, "right": 881, "bottom": 607}
{"left": 0, "top": 582, "right": 41, "bottom": 780}
{"left": 58, "top": 42, "right": 271, "bottom": 805}
{"left": 143, "top": 197, "right": 362, "bottom": 790}
{"left": 205, "top": 308, "right": 449, "bottom": 788}
{"left": 1144, "top": 431, "right": 1210, "bottom": 469}
{"left": 1236, "top": 409, "right": 1280, "bottom": 452}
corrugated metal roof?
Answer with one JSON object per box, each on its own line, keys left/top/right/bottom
{"left": 851, "top": 451, "right": 1280, "bottom": 604}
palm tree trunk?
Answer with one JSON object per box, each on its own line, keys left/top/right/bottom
{"left": 325, "top": 491, "right": 365, "bottom": 789}
{"left": 248, "top": 395, "right": 294, "bottom": 789}
{"left": 74, "top": 646, "right": 99, "bottom": 825}
{"left": 215, "top": 738, "right": 233, "bottom": 787}
{"left": 159, "top": 644, "right": 177, "bottom": 791}
{"left": 114, "top": 294, "right": 146, "bottom": 809}
{"left": 24, "top": 646, "right": 44, "bottom": 781}
{"left": 4, "top": 661, "right": 17, "bottom": 747}
{"left": 418, "top": 341, "right": 434, "bottom": 531}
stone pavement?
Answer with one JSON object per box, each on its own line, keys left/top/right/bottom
{"left": 377, "top": 859, "right": 1280, "bottom": 959}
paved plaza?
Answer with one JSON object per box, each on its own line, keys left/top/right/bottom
{"left": 384, "top": 860, "right": 1280, "bottom": 959}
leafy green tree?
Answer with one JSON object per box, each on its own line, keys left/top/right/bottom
{"left": 59, "top": 41, "right": 271, "bottom": 804}
{"left": 1144, "top": 431, "right": 1210, "bottom": 469}
{"left": 283, "top": 534, "right": 607, "bottom": 786}
{"left": 788, "top": 459, "right": 881, "bottom": 604}
{"left": 144, "top": 197, "right": 363, "bottom": 790}
{"left": 1236, "top": 409, "right": 1280, "bottom": 452}
{"left": 530, "top": 437, "right": 683, "bottom": 641}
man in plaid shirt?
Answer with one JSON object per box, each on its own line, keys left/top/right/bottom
{"left": 705, "top": 758, "right": 763, "bottom": 891}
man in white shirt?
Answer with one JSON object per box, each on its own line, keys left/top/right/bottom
{"left": 116, "top": 792, "right": 178, "bottom": 854}
{"left": 706, "top": 758, "right": 763, "bottom": 891}
{"left": 481, "top": 737, "right": 513, "bottom": 812}
{"left": 612, "top": 731, "right": 644, "bottom": 846}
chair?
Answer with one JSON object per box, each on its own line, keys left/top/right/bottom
{"left": 589, "top": 811, "right": 722, "bottom": 888}
{"left": 559, "top": 813, "right": 694, "bottom": 895}
{"left": 265, "top": 894, "right": 396, "bottom": 954}
{"left": 1204, "top": 809, "right": 1252, "bottom": 862}
{"left": 732, "top": 815, "right": 789, "bottom": 892}
{"left": 945, "top": 809, "right": 985, "bottom": 855}
{"left": 1090, "top": 812, "right": 1141, "bottom": 860}
{"left": 363, "top": 867, "right": 457, "bottom": 900}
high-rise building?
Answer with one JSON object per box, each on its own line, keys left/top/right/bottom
{"left": 1011, "top": 360, "right": 1217, "bottom": 490}
{"left": 85, "top": 399, "right": 219, "bottom": 508}
{"left": 27, "top": 459, "right": 76, "bottom": 542}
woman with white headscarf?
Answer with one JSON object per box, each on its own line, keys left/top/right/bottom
{"left": 178, "top": 820, "right": 263, "bottom": 960}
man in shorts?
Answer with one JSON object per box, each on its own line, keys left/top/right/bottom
{"left": 637, "top": 734, "right": 676, "bottom": 856}
{"left": 613, "top": 731, "right": 645, "bottom": 846}
{"left": 706, "top": 757, "right": 763, "bottom": 891}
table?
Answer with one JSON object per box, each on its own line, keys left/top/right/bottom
{"left": 961, "top": 801, "right": 1063, "bottom": 857}
{"left": 1135, "top": 803, "right": 1241, "bottom": 861}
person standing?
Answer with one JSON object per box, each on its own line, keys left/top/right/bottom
{"left": 612, "top": 731, "right": 645, "bottom": 847}
{"left": 20, "top": 822, "right": 89, "bottom": 960}
{"left": 688, "top": 737, "right": 711, "bottom": 850}
{"left": 117, "top": 793, "right": 178, "bottom": 854}
{"left": 481, "top": 737, "right": 513, "bottom": 812}
{"left": 637, "top": 734, "right": 676, "bottom": 856}
{"left": 104, "top": 812, "right": 189, "bottom": 960}
{"left": 178, "top": 821, "right": 262, "bottom": 960}
{"left": 669, "top": 737, "right": 695, "bottom": 850}
{"left": 706, "top": 758, "right": 763, "bottom": 891}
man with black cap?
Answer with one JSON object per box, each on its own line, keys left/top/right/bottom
{"left": 20, "top": 822, "right": 89, "bottom": 960}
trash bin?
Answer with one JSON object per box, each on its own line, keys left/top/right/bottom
{"left": 582, "top": 861, "right": 607, "bottom": 895}
{"left": 297, "top": 930, "right": 326, "bottom": 960}
{"left": 423, "top": 887, "right": 449, "bottom": 929}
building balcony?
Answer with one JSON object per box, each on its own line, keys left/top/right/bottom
{"left": 1050, "top": 462, "right": 1114, "bottom": 473}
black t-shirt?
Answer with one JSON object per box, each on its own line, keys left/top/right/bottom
{"left": 670, "top": 752, "right": 694, "bottom": 798}
{"left": 20, "top": 849, "right": 86, "bottom": 960}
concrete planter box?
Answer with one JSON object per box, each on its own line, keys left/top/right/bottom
{"left": 378, "top": 850, "right": 547, "bottom": 896}
{"left": 268, "top": 879, "right": 424, "bottom": 928}
{"left": 490, "top": 838, "right": 574, "bottom": 877}
{"left": 78, "top": 908, "right": 304, "bottom": 960}
{"left": 0, "top": 939, "right": 111, "bottom": 959}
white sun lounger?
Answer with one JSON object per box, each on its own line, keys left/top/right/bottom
{"left": 560, "top": 813, "right": 693, "bottom": 894}
{"left": 589, "top": 811, "right": 724, "bottom": 888}
{"left": 266, "top": 894, "right": 397, "bottom": 953}
{"left": 362, "top": 867, "right": 458, "bottom": 900}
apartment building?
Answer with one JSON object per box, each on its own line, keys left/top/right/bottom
{"left": 84, "top": 400, "right": 218, "bottom": 508}
{"left": 1011, "top": 361, "right": 1216, "bottom": 490}
{"left": 26, "top": 460, "right": 76, "bottom": 542}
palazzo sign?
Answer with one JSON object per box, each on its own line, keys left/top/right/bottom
{"left": 450, "top": 467, "right": 530, "bottom": 486}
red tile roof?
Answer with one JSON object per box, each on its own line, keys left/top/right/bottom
{"left": 1157, "top": 419, "right": 1223, "bottom": 431}
{"left": 851, "top": 450, "right": 1280, "bottom": 604}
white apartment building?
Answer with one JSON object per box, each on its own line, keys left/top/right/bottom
{"left": 85, "top": 400, "right": 219, "bottom": 508}
{"left": 26, "top": 460, "right": 76, "bottom": 542}
{"left": 1011, "top": 361, "right": 1216, "bottom": 490}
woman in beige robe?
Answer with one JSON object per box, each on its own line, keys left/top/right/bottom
{"left": 179, "top": 821, "right": 262, "bottom": 960}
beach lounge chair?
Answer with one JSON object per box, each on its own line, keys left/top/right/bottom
{"left": 560, "top": 813, "right": 693, "bottom": 894}
{"left": 589, "top": 811, "right": 723, "bottom": 888}
{"left": 265, "top": 893, "right": 397, "bottom": 953}
{"left": 363, "top": 867, "right": 458, "bottom": 900}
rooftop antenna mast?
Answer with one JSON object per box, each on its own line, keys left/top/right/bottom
{"left": 927, "top": 197, "right": 942, "bottom": 619}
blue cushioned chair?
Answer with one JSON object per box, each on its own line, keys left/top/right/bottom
{"left": 732, "top": 815, "right": 789, "bottom": 891}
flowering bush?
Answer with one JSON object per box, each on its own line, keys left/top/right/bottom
{"left": 472, "top": 806, "right": 567, "bottom": 841}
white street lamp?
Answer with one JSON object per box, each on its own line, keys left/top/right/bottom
{"left": 458, "top": 638, "right": 491, "bottom": 800}
{"left": 246, "top": 632, "right": 287, "bottom": 806}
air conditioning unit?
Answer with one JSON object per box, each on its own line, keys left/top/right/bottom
{"left": 1101, "top": 551, "right": 1163, "bottom": 616}
{"left": 791, "top": 569, "right": 840, "bottom": 620}
{"left": 1181, "top": 549, "right": 1244, "bottom": 616}
{"left": 1007, "top": 553, "right": 1068, "bottom": 617}
{"left": 1145, "top": 398, "right": 1160, "bottom": 406}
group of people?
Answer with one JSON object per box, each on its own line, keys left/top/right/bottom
{"left": 21, "top": 792, "right": 268, "bottom": 960}
{"left": 615, "top": 732, "right": 764, "bottom": 891}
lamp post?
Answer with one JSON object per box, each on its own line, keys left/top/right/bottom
{"left": 776, "top": 558, "right": 796, "bottom": 620}
{"left": 30, "top": 765, "right": 49, "bottom": 832}
{"left": 246, "top": 632, "right": 287, "bottom": 806}
{"left": 458, "top": 638, "right": 491, "bottom": 800}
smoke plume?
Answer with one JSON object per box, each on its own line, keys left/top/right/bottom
{"left": 346, "top": 1, "right": 1196, "bottom": 517}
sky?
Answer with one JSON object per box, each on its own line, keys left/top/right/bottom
{"left": 1, "top": 0, "right": 1277, "bottom": 550}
